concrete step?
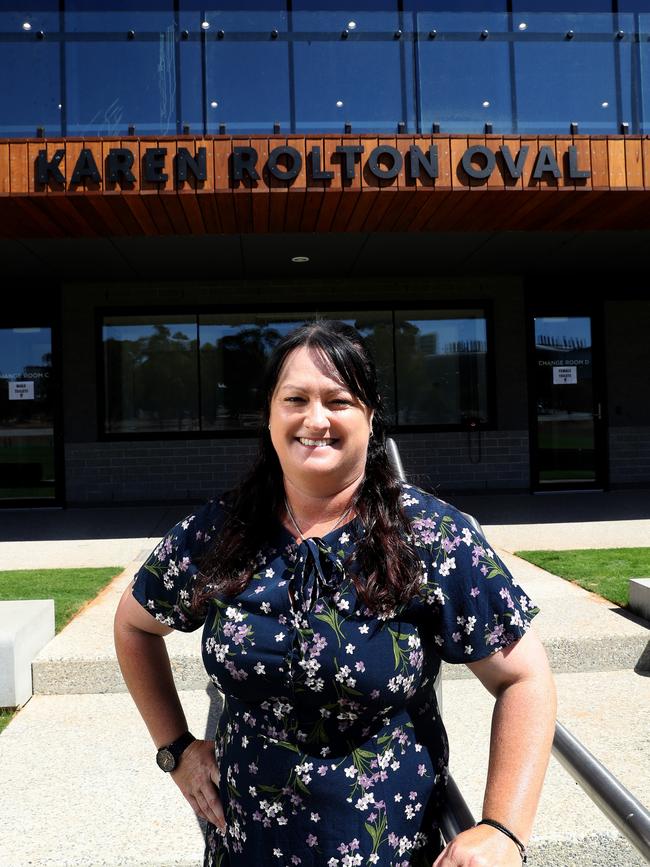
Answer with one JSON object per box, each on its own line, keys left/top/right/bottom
{"left": 1, "top": 670, "right": 648, "bottom": 866}
{"left": 31, "top": 554, "right": 650, "bottom": 695}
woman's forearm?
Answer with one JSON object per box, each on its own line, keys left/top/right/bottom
{"left": 114, "top": 624, "right": 189, "bottom": 748}
{"left": 481, "top": 671, "right": 557, "bottom": 843}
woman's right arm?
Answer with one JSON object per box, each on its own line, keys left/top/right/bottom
{"left": 113, "top": 585, "right": 226, "bottom": 832}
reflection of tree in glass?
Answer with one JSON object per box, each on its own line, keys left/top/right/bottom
{"left": 200, "top": 325, "right": 285, "bottom": 429}
{"left": 395, "top": 320, "right": 429, "bottom": 425}
{"left": 396, "top": 321, "right": 486, "bottom": 425}
{"left": 349, "top": 318, "right": 395, "bottom": 424}
{"left": 105, "top": 324, "right": 198, "bottom": 432}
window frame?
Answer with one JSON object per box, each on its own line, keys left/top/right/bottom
{"left": 96, "top": 299, "right": 497, "bottom": 441}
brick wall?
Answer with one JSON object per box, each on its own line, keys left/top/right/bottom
{"left": 64, "top": 439, "right": 260, "bottom": 504}
{"left": 64, "top": 429, "right": 530, "bottom": 504}
{"left": 394, "top": 430, "right": 530, "bottom": 493}
{"left": 608, "top": 427, "right": 650, "bottom": 486}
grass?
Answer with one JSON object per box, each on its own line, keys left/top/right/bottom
{"left": 514, "top": 548, "right": 650, "bottom": 608}
{"left": 0, "top": 566, "right": 123, "bottom": 734}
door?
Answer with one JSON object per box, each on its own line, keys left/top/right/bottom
{"left": 530, "top": 313, "right": 606, "bottom": 490}
{"left": 0, "top": 326, "right": 61, "bottom": 505}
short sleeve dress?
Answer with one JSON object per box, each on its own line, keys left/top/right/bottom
{"left": 131, "top": 483, "right": 539, "bottom": 867}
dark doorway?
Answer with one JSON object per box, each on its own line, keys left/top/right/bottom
{"left": 528, "top": 311, "right": 607, "bottom": 491}
{"left": 0, "top": 324, "right": 62, "bottom": 506}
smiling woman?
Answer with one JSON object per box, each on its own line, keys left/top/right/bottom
{"left": 269, "top": 345, "right": 374, "bottom": 517}
{"left": 116, "top": 319, "right": 556, "bottom": 867}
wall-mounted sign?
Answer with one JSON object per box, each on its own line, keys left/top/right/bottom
{"left": 34, "top": 142, "right": 591, "bottom": 190}
{"left": 553, "top": 366, "right": 578, "bottom": 385}
{"left": 9, "top": 381, "right": 35, "bottom": 400}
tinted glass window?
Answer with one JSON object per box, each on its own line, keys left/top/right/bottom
{"left": 103, "top": 309, "right": 488, "bottom": 434}
{"left": 416, "top": 12, "right": 512, "bottom": 133}
{"left": 0, "top": 326, "right": 55, "bottom": 500}
{"left": 198, "top": 311, "right": 394, "bottom": 431}
{"left": 639, "top": 13, "right": 650, "bottom": 131}
{"left": 204, "top": 9, "right": 291, "bottom": 134}
{"left": 395, "top": 311, "right": 488, "bottom": 426}
{"left": 103, "top": 316, "right": 199, "bottom": 433}
{"left": 512, "top": 12, "right": 631, "bottom": 134}
{"left": 293, "top": 10, "right": 415, "bottom": 133}
{"left": 64, "top": 2, "right": 177, "bottom": 136}
{"left": 0, "top": 5, "right": 62, "bottom": 137}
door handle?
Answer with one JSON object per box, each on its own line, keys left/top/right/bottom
{"left": 593, "top": 402, "right": 602, "bottom": 421}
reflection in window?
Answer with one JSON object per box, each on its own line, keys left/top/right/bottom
{"left": 395, "top": 312, "right": 488, "bottom": 426}
{"left": 0, "top": 6, "right": 61, "bottom": 137}
{"left": 292, "top": 9, "right": 414, "bottom": 133}
{"left": 64, "top": 2, "right": 176, "bottom": 136}
{"left": 102, "top": 309, "right": 489, "bottom": 434}
{"left": 198, "top": 311, "right": 394, "bottom": 430}
{"left": 0, "top": 327, "right": 54, "bottom": 499}
{"left": 204, "top": 10, "right": 291, "bottom": 134}
{"left": 513, "top": 12, "right": 632, "bottom": 135}
{"left": 416, "top": 12, "right": 512, "bottom": 133}
{"left": 103, "top": 316, "right": 199, "bottom": 433}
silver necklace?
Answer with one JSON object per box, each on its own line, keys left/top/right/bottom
{"left": 284, "top": 496, "right": 353, "bottom": 543}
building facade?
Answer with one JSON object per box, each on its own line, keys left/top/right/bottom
{"left": 1, "top": 1, "right": 649, "bottom": 507}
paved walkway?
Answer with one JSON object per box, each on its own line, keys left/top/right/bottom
{"left": 1, "top": 488, "right": 649, "bottom": 570}
{"left": 1, "top": 489, "right": 649, "bottom": 866}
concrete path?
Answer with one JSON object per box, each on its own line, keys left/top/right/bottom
{"left": 1, "top": 488, "right": 648, "bottom": 570}
{"left": 1, "top": 489, "right": 649, "bottom": 866}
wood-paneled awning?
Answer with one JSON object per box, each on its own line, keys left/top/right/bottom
{"left": 1, "top": 134, "right": 649, "bottom": 238}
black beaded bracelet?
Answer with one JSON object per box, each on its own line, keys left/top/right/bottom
{"left": 476, "top": 818, "right": 528, "bottom": 863}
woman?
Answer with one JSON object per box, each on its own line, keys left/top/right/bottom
{"left": 114, "top": 320, "right": 556, "bottom": 867}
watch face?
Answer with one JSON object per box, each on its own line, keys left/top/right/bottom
{"left": 156, "top": 748, "right": 176, "bottom": 772}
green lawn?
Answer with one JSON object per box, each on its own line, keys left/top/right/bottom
{"left": 0, "top": 566, "right": 123, "bottom": 734}
{"left": 515, "top": 548, "right": 650, "bottom": 608}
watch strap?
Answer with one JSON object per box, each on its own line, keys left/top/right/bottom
{"left": 156, "top": 730, "right": 196, "bottom": 771}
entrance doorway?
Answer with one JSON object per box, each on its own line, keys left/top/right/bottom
{"left": 0, "top": 326, "right": 60, "bottom": 505}
{"left": 529, "top": 312, "right": 606, "bottom": 491}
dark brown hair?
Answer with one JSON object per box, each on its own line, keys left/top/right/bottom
{"left": 193, "top": 319, "right": 422, "bottom": 616}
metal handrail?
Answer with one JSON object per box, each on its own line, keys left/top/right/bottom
{"left": 553, "top": 721, "right": 650, "bottom": 861}
{"left": 385, "top": 437, "right": 650, "bottom": 857}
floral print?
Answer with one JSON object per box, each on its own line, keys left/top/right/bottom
{"left": 131, "top": 484, "right": 538, "bottom": 867}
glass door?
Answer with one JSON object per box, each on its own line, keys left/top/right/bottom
{"left": 0, "top": 327, "right": 58, "bottom": 503}
{"left": 531, "top": 314, "right": 605, "bottom": 490}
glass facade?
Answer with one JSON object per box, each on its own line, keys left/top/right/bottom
{"left": 0, "top": 327, "right": 55, "bottom": 501}
{"left": 102, "top": 310, "right": 490, "bottom": 436}
{"left": 533, "top": 316, "right": 597, "bottom": 485}
{"left": 1, "top": 3, "right": 648, "bottom": 137}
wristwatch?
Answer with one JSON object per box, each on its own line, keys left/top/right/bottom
{"left": 156, "top": 730, "right": 196, "bottom": 772}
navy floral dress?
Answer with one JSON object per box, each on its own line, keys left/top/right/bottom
{"left": 131, "top": 484, "right": 538, "bottom": 867}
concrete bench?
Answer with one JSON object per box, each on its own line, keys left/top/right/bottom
{"left": 629, "top": 578, "right": 650, "bottom": 622}
{"left": 0, "top": 600, "right": 55, "bottom": 708}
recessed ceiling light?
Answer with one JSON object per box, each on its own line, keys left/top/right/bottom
{"left": 201, "top": 20, "right": 210, "bottom": 30}
{"left": 482, "top": 100, "right": 490, "bottom": 108}
{"left": 518, "top": 22, "right": 527, "bottom": 31}
{"left": 336, "top": 100, "right": 344, "bottom": 108}
{"left": 22, "top": 21, "right": 32, "bottom": 31}
{"left": 601, "top": 101, "right": 609, "bottom": 108}
{"left": 291, "top": 256, "right": 310, "bottom": 263}
{"left": 348, "top": 21, "right": 356, "bottom": 29}
{"left": 210, "top": 100, "right": 218, "bottom": 108}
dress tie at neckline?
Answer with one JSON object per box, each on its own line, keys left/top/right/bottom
{"left": 292, "top": 537, "right": 346, "bottom": 613}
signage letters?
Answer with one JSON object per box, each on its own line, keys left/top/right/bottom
{"left": 35, "top": 142, "right": 590, "bottom": 190}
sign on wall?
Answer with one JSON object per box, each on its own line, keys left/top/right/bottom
{"left": 34, "top": 142, "right": 591, "bottom": 190}
{"left": 9, "top": 381, "right": 35, "bottom": 400}
{"left": 553, "top": 366, "right": 578, "bottom": 385}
